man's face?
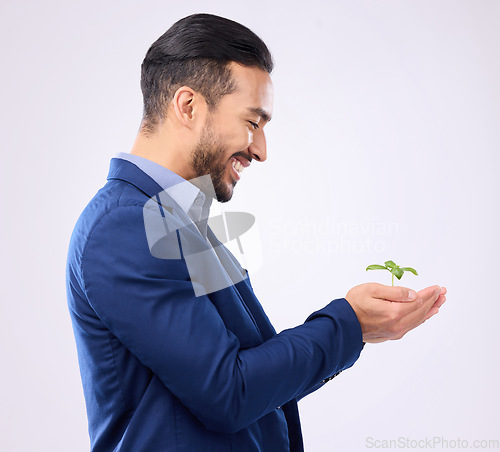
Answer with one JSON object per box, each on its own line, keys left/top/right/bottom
{"left": 190, "top": 63, "right": 274, "bottom": 202}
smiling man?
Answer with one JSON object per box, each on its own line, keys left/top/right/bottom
{"left": 66, "top": 13, "right": 446, "bottom": 452}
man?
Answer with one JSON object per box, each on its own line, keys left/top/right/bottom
{"left": 66, "top": 13, "right": 446, "bottom": 452}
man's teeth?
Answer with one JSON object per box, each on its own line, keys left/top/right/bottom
{"left": 232, "top": 159, "right": 244, "bottom": 173}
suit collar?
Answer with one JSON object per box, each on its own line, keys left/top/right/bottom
{"left": 109, "top": 157, "right": 212, "bottom": 235}
{"left": 107, "top": 157, "right": 164, "bottom": 199}
{"left": 108, "top": 158, "right": 199, "bottom": 238}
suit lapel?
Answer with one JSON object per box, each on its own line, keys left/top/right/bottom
{"left": 207, "top": 227, "right": 277, "bottom": 342}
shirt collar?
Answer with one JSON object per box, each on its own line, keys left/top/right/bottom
{"left": 114, "top": 152, "right": 212, "bottom": 225}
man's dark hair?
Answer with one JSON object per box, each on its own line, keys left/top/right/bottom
{"left": 140, "top": 13, "right": 274, "bottom": 134}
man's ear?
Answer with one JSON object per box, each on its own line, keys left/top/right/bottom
{"left": 172, "top": 86, "right": 206, "bottom": 129}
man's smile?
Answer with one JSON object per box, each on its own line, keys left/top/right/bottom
{"left": 230, "top": 155, "right": 251, "bottom": 181}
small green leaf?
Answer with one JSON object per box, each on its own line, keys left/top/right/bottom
{"left": 385, "top": 260, "right": 397, "bottom": 269}
{"left": 366, "top": 264, "right": 388, "bottom": 271}
{"left": 391, "top": 267, "right": 404, "bottom": 279}
{"left": 400, "top": 267, "right": 418, "bottom": 275}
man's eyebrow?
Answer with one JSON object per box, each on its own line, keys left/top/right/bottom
{"left": 247, "top": 107, "right": 272, "bottom": 123}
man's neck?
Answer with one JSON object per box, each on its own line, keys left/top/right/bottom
{"left": 130, "top": 128, "right": 195, "bottom": 180}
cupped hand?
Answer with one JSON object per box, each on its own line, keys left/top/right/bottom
{"left": 345, "top": 283, "right": 446, "bottom": 343}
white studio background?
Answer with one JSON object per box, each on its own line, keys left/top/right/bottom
{"left": 1, "top": 1, "right": 499, "bottom": 451}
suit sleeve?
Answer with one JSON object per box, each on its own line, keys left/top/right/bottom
{"left": 81, "top": 205, "right": 363, "bottom": 434}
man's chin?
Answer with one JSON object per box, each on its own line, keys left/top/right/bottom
{"left": 215, "top": 181, "right": 236, "bottom": 203}
{"left": 215, "top": 190, "right": 234, "bottom": 203}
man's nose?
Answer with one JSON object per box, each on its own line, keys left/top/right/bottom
{"left": 249, "top": 130, "right": 267, "bottom": 162}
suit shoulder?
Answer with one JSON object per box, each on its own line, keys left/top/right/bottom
{"left": 78, "top": 179, "right": 149, "bottom": 227}
{"left": 67, "top": 180, "right": 150, "bottom": 268}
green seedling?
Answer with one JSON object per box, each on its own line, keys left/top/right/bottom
{"left": 366, "top": 260, "right": 418, "bottom": 286}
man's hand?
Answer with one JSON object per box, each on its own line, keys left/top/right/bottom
{"left": 345, "top": 283, "right": 447, "bottom": 343}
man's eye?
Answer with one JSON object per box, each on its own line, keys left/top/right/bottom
{"left": 248, "top": 121, "right": 259, "bottom": 130}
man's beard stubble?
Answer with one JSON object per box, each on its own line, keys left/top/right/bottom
{"left": 190, "top": 121, "right": 236, "bottom": 203}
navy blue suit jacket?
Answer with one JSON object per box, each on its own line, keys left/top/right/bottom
{"left": 66, "top": 158, "right": 364, "bottom": 451}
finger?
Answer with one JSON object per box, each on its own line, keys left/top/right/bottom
{"left": 396, "top": 299, "right": 442, "bottom": 338}
{"left": 433, "top": 294, "right": 446, "bottom": 309}
{"left": 396, "top": 304, "right": 440, "bottom": 338}
{"left": 422, "top": 294, "right": 446, "bottom": 321}
{"left": 385, "top": 287, "right": 443, "bottom": 339}
{"left": 423, "top": 306, "right": 440, "bottom": 321}
{"left": 397, "top": 286, "right": 442, "bottom": 329}
{"left": 371, "top": 283, "right": 418, "bottom": 302}
{"left": 417, "top": 285, "right": 442, "bottom": 300}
